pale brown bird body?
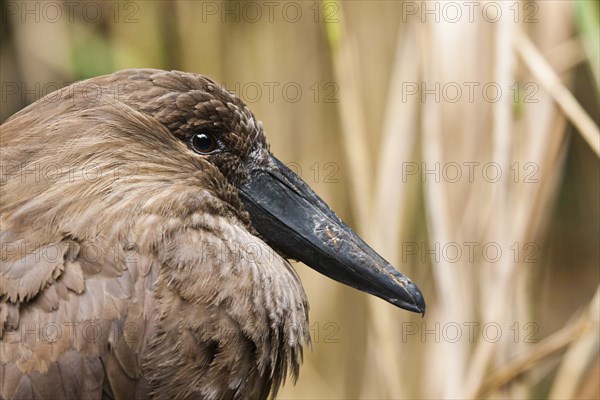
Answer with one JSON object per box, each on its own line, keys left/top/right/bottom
{"left": 0, "top": 69, "right": 424, "bottom": 399}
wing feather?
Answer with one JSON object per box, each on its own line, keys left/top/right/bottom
{"left": 104, "top": 350, "right": 136, "bottom": 400}
{"left": 60, "top": 260, "right": 85, "bottom": 295}
{"left": 0, "top": 238, "right": 158, "bottom": 398}
{"left": 11, "top": 373, "right": 34, "bottom": 399}
{"left": 29, "top": 363, "right": 68, "bottom": 399}
{"left": 0, "top": 242, "right": 69, "bottom": 303}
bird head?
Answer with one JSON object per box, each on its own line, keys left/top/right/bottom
{"left": 127, "top": 69, "right": 425, "bottom": 314}
{"left": 4, "top": 69, "right": 425, "bottom": 315}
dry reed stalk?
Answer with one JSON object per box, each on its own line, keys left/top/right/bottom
{"left": 364, "top": 22, "right": 422, "bottom": 399}
{"left": 327, "top": 3, "right": 411, "bottom": 396}
{"left": 418, "top": 19, "right": 469, "bottom": 399}
{"left": 475, "top": 288, "right": 599, "bottom": 399}
{"left": 549, "top": 298, "right": 599, "bottom": 399}
{"left": 490, "top": 0, "right": 518, "bottom": 376}
{"left": 516, "top": 32, "right": 600, "bottom": 157}
{"left": 331, "top": 38, "right": 373, "bottom": 231}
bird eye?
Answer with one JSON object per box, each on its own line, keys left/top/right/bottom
{"left": 191, "top": 133, "right": 217, "bottom": 154}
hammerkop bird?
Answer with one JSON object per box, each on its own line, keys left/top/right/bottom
{"left": 0, "top": 69, "right": 424, "bottom": 399}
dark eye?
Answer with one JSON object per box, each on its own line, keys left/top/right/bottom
{"left": 191, "top": 133, "right": 217, "bottom": 154}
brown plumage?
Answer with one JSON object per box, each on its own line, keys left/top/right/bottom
{"left": 0, "top": 69, "right": 424, "bottom": 399}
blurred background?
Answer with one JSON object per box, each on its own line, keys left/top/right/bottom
{"left": 1, "top": 0, "right": 598, "bottom": 398}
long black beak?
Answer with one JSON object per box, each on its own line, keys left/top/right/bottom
{"left": 237, "top": 155, "right": 425, "bottom": 314}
